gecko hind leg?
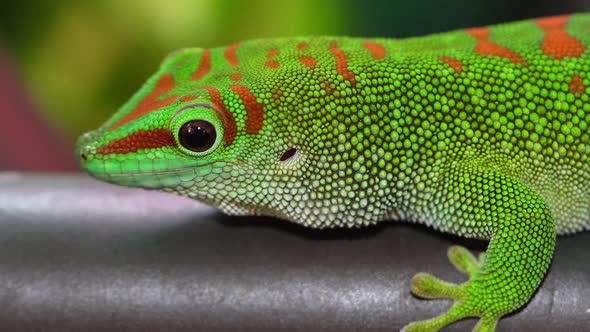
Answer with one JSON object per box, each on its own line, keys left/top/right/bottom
{"left": 399, "top": 160, "right": 556, "bottom": 332}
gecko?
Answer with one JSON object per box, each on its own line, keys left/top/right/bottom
{"left": 76, "top": 13, "right": 590, "bottom": 331}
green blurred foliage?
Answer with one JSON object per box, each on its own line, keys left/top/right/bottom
{"left": 0, "top": 0, "right": 346, "bottom": 139}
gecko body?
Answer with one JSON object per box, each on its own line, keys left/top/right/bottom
{"left": 77, "top": 14, "right": 590, "bottom": 331}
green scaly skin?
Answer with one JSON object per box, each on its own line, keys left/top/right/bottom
{"left": 77, "top": 14, "right": 590, "bottom": 331}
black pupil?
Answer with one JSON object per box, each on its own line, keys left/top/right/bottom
{"left": 179, "top": 120, "right": 216, "bottom": 152}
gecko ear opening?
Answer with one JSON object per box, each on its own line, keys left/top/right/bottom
{"left": 279, "top": 147, "right": 298, "bottom": 161}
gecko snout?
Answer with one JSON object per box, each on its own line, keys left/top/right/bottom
{"left": 75, "top": 131, "right": 99, "bottom": 165}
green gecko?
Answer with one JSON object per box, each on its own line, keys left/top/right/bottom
{"left": 76, "top": 13, "right": 590, "bottom": 331}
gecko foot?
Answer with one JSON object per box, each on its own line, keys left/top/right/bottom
{"left": 401, "top": 245, "right": 498, "bottom": 332}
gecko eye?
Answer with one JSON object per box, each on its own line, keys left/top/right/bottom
{"left": 178, "top": 120, "right": 217, "bottom": 152}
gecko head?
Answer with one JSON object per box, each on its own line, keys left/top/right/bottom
{"left": 76, "top": 45, "right": 329, "bottom": 224}
{"left": 76, "top": 100, "right": 229, "bottom": 192}
{"left": 76, "top": 96, "right": 310, "bottom": 221}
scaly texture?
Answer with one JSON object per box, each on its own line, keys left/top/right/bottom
{"left": 77, "top": 14, "right": 590, "bottom": 331}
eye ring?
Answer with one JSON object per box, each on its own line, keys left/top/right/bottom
{"left": 170, "top": 103, "right": 224, "bottom": 157}
{"left": 178, "top": 120, "right": 217, "bottom": 153}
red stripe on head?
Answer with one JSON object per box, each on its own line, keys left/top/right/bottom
{"left": 180, "top": 95, "right": 197, "bottom": 102}
{"left": 536, "top": 15, "right": 585, "bottom": 60}
{"left": 224, "top": 42, "right": 241, "bottom": 67}
{"left": 110, "top": 73, "right": 177, "bottom": 130}
{"left": 96, "top": 129, "right": 176, "bottom": 155}
{"left": 439, "top": 56, "right": 463, "bottom": 73}
{"left": 363, "top": 42, "right": 386, "bottom": 59}
{"left": 201, "top": 86, "right": 237, "bottom": 146}
{"left": 191, "top": 49, "right": 211, "bottom": 81}
{"left": 300, "top": 55, "right": 317, "bottom": 68}
{"left": 329, "top": 42, "right": 357, "bottom": 86}
{"left": 231, "top": 85, "right": 264, "bottom": 134}
{"left": 466, "top": 27, "right": 524, "bottom": 64}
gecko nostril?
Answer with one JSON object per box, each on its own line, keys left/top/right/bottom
{"left": 76, "top": 130, "right": 102, "bottom": 164}
{"left": 77, "top": 144, "right": 93, "bottom": 163}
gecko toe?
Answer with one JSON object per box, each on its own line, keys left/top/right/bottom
{"left": 405, "top": 246, "right": 502, "bottom": 331}
{"left": 410, "top": 272, "right": 465, "bottom": 300}
{"left": 447, "top": 245, "right": 482, "bottom": 277}
{"left": 473, "top": 316, "right": 498, "bottom": 332}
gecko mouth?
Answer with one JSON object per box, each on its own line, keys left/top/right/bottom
{"left": 91, "top": 167, "right": 200, "bottom": 178}
{"left": 84, "top": 165, "right": 208, "bottom": 189}
{"left": 82, "top": 160, "right": 247, "bottom": 190}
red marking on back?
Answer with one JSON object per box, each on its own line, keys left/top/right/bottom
{"left": 201, "top": 86, "right": 237, "bottom": 146}
{"left": 465, "top": 27, "right": 524, "bottom": 64}
{"left": 191, "top": 49, "right": 211, "bottom": 81}
{"left": 329, "top": 42, "right": 356, "bottom": 86}
{"left": 266, "top": 49, "right": 280, "bottom": 69}
{"left": 180, "top": 95, "right": 196, "bottom": 102}
{"left": 268, "top": 49, "right": 279, "bottom": 58}
{"left": 439, "top": 56, "right": 463, "bottom": 73}
{"left": 110, "top": 73, "right": 177, "bottom": 130}
{"left": 266, "top": 60, "right": 280, "bottom": 69}
{"left": 96, "top": 129, "right": 176, "bottom": 155}
{"left": 300, "top": 55, "right": 317, "bottom": 68}
{"left": 569, "top": 75, "right": 585, "bottom": 94}
{"left": 297, "top": 42, "right": 308, "bottom": 51}
{"left": 231, "top": 85, "right": 264, "bottom": 134}
{"left": 230, "top": 73, "right": 242, "bottom": 81}
{"left": 272, "top": 89, "right": 282, "bottom": 100}
{"left": 363, "top": 42, "right": 386, "bottom": 59}
{"left": 323, "top": 81, "right": 334, "bottom": 95}
{"left": 536, "top": 15, "right": 585, "bottom": 60}
{"left": 537, "top": 15, "right": 569, "bottom": 29}
{"left": 224, "top": 42, "right": 240, "bottom": 67}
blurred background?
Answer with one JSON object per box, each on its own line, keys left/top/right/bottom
{"left": 1, "top": 0, "right": 589, "bottom": 171}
